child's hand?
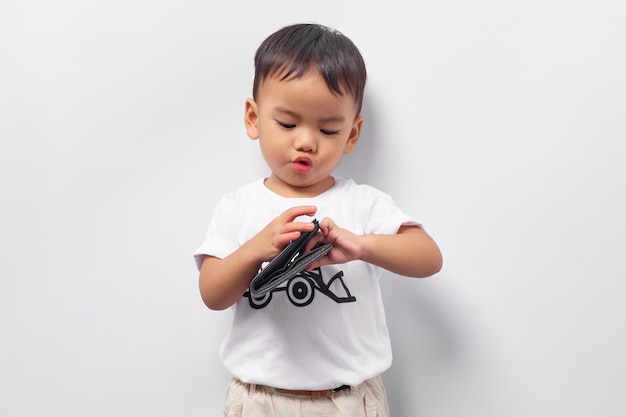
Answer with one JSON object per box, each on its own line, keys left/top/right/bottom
{"left": 305, "top": 217, "right": 363, "bottom": 269}
{"left": 248, "top": 205, "right": 318, "bottom": 262}
{"left": 199, "top": 205, "right": 318, "bottom": 311}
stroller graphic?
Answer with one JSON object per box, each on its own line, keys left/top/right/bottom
{"left": 244, "top": 267, "right": 356, "bottom": 309}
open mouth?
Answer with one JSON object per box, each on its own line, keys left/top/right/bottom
{"left": 293, "top": 157, "right": 312, "bottom": 173}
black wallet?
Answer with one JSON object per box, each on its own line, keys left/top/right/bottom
{"left": 249, "top": 219, "right": 332, "bottom": 298}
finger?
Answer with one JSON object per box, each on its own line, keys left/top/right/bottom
{"left": 281, "top": 220, "right": 316, "bottom": 236}
{"left": 279, "top": 206, "right": 318, "bottom": 241}
{"left": 282, "top": 205, "right": 317, "bottom": 222}
{"left": 275, "top": 231, "right": 302, "bottom": 248}
{"left": 317, "top": 217, "right": 336, "bottom": 240}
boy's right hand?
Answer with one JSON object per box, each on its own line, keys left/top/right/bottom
{"left": 248, "top": 205, "right": 318, "bottom": 263}
{"left": 199, "top": 205, "right": 318, "bottom": 310}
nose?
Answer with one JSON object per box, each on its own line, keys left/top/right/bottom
{"left": 293, "top": 129, "right": 317, "bottom": 152}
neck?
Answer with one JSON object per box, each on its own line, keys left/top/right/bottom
{"left": 264, "top": 176, "right": 335, "bottom": 198}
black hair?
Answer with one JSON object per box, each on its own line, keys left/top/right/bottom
{"left": 252, "top": 23, "right": 367, "bottom": 114}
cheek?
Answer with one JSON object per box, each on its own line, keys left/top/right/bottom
{"left": 321, "top": 144, "right": 348, "bottom": 165}
{"left": 259, "top": 139, "right": 283, "bottom": 162}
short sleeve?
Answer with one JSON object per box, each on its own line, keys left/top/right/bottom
{"left": 193, "top": 194, "right": 241, "bottom": 270}
{"left": 364, "top": 189, "right": 421, "bottom": 235}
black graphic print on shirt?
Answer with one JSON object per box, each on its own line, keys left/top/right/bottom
{"left": 244, "top": 267, "right": 356, "bottom": 309}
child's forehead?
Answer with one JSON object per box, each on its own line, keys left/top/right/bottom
{"left": 259, "top": 69, "right": 343, "bottom": 98}
{"left": 256, "top": 73, "right": 359, "bottom": 118}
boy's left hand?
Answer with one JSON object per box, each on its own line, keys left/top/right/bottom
{"left": 303, "top": 217, "right": 442, "bottom": 278}
{"left": 304, "top": 217, "right": 363, "bottom": 269}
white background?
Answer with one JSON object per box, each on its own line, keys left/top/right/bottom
{"left": 3, "top": 0, "right": 625, "bottom": 416}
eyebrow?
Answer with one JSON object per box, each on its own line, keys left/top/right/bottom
{"left": 274, "top": 107, "right": 346, "bottom": 123}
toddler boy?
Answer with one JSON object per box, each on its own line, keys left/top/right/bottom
{"left": 194, "top": 23, "right": 442, "bottom": 416}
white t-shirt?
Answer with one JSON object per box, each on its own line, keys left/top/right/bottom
{"left": 194, "top": 177, "right": 420, "bottom": 390}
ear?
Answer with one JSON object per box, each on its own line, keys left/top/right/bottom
{"left": 343, "top": 115, "right": 364, "bottom": 154}
{"left": 244, "top": 98, "right": 260, "bottom": 139}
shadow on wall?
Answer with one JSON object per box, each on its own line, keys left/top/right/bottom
{"left": 336, "top": 92, "right": 465, "bottom": 414}
{"left": 380, "top": 272, "right": 465, "bottom": 417}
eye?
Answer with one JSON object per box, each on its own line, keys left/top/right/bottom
{"left": 276, "top": 120, "right": 295, "bottom": 129}
{"left": 320, "top": 129, "right": 340, "bottom": 136}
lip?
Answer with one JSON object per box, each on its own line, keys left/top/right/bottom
{"left": 293, "top": 157, "right": 313, "bottom": 173}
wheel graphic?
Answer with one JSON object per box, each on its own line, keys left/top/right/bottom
{"left": 287, "top": 277, "right": 314, "bottom": 307}
{"left": 248, "top": 291, "right": 272, "bottom": 309}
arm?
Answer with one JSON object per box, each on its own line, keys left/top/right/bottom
{"left": 307, "top": 218, "right": 442, "bottom": 278}
{"left": 361, "top": 225, "right": 442, "bottom": 277}
{"left": 199, "top": 206, "right": 318, "bottom": 310}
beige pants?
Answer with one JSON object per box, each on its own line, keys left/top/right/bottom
{"left": 224, "top": 376, "right": 390, "bottom": 417}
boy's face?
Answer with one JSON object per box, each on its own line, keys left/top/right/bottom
{"left": 244, "top": 70, "right": 363, "bottom": 198}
